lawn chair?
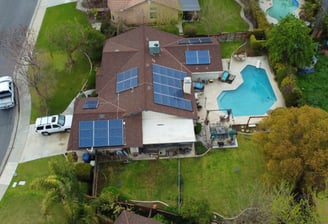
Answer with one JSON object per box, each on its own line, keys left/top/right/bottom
{"left": 219, "top": 71, "right": 230, "bottom": 82}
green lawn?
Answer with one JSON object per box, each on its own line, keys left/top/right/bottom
{"left": 30, "top": 3, "right": 92, "bottom": 122}
{"left": 220, "top": 41, "right": 245, "bottom": 59}
{"left": 193, "top": 0, "right": 249, "bottom": 34}
{"left": 102, "top": 135, "right": 265, "bottom": 216}
{"left": 0, "top": 156, "right": 66, "bottom": 223}
{"left": 297, "top": 54, "right": 328, "bottom": 111}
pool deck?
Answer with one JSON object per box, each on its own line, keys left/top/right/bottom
{"left": 196, "top": 56, "right": 285, "bottom": 126}
{"left": 259, "top": 0, "right": 304, "bottom": 24}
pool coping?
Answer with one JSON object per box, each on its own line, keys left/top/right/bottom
{"left": 259, "top": 0, "right": 304, "bottom": 24}
{"left": 196, "top": 56, "right": 285, "bottom": 126}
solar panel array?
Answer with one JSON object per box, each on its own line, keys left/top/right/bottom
{"left": 178, "top": 38, "right": 212, "bottom": 45}
{"left": 83, "top": 100, "right": 99, "bottom": 109}
{"left": 152, "top": 64, "right": 192, "bottom": 111}
{"left": 79, "top": 119, "right": 124, "bottom": 148}
{"left": 116, "top": 67, "right": 138, "bottom": 93}
{"left": 185, "top": 50, "right": 210, "bottom": 65}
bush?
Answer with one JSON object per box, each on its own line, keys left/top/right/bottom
{"left": 249, "top": 34, "right": 266, "bottom": 55}
{"left": 249, "top": 0, "right": 271, "bottom": 30}
{"left": 195, "top": 141, "right": 207, "bottom": 155}
{"left": 194, "top": 122, "right": 202, "bottom": 135}
{"left": 75, "top": 162, "right": 92, "bottom": 182}
{"left": 273, "top": 63, "right": 297, "bottom": 86}
{"left": 183, "top": 24, "right": 197, "bottom": 36}
{"left": 280, "top": 75, "right": 303, "bottom": 107}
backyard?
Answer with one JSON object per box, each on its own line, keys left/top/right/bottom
{"left": 193, "top": 0, "right": 249, "bottom": 34}
{"left": 297, "top": 54, "right": 328, "bottom": 111}
{"left": 99, "top": 135, "right": 265, "bottom": 216}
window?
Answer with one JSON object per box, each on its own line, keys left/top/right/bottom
{"left": 46, "top": 125, "right": 51, "bottom": 129}
{"left": 150, "top": 7, "right": 157, "bottom": 19}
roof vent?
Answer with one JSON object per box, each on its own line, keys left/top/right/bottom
{"left": 149, "top": 41, "right": 160, "bottom": 55}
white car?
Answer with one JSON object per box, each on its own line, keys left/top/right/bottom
{"left": 35, "top": 114, "right": 73, "bottom": 136}
{"left": 0, "top": 76, "right": 15, "bottom": 109}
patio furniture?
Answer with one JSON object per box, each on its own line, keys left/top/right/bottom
{"left": 227, "top": 74, "right": 236, "bottom": 84}
{"left": 219, "top": 71, "right": 230, "bottom": 82}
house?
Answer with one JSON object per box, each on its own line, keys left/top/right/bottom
{"left": 107, "top": 0, "right": 200, "bottom": 25}
{"left": 114, "top": 210, "right": 162, "bottom": 224}
{"left": 67, "top": 25, "right": 223, "bottom": 158}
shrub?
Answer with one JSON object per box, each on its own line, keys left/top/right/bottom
{"left": 249, "top": 0, "right": 271, "bottom": 30}
{"left": 249, "top": 34, "right": 266, "bottom": 55}
{"left": 280, "top": 75, "right": 303, "bottom": 107}
{"left": 183, "top": 24, "right": 197, "bottom": 36}
{"left": 75, "top": 162, "right": 92, "bottom": 182}
{"left": 195, "top": 141, "right": 207, "bottom": 155}
{"left": 194, "top": 122, "right": 202, "bottom": 135}
{"left": 273, "top": 63, "right": 297, "bottom": 86}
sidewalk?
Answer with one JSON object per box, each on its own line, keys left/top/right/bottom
{"left": 0, "top": 0, "right": 78, "bottom": 200}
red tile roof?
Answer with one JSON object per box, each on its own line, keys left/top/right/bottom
{"left": 67, "top": 25, "right": 222, "bottom": 150}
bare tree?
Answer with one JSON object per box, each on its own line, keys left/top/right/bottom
{"left": 0, "top": 26, "right": 52, "bottom": 113}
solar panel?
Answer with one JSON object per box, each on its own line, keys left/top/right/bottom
{"left": 83, "top": 100, "right": 99, "bottom": 109}
{"left": 78, "top": 119, "right": 124, "bottom": 148}
{"left": 185, "top": 50, "right": 210, "bottom": 65}
{"left": 116, "top": 67, "right": 139, "bottom": 93}
{"left": 152, "top": 64, "right": 192, "bottom": 111}
{"left": 178, "top": 38, "right": 213, "bottom": 45}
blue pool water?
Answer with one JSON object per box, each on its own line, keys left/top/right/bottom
{"left": 267, "top": 0, "right": 299, "bottom": 21}
{"left": 217, "top": 65, "right": 277, "bottom": 116}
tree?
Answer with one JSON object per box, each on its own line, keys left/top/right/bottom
{"left": 253, "top": 106, "right": 328, "bottom": 193}
{"left": 280, "top": 75, "right": 303, "bottom": 107}
{"left": 91, "top": 186, "right": 124, "bottom": 221}
{"left": 221, "top": 182, "right": 319, "bottom": 224}
{"left": 266, "top": 15, "right": 315, "bottom": 68}
{"left": 31, "top": 160, "right": 98, "bottom": 223}
{"left": 47, "top": 21, "right": 105, "bottom": 66}
{"left": 0, "top": 26, "right": 52, "bottom": 112}
{"left": 180, "top": 197, "right": 211, "bottom": 224}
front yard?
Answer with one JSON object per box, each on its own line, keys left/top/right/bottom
{"left": 0, "top": 156, "right": 66, "bottom": 223}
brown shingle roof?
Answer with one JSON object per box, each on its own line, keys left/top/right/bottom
{"left": 67, "top": 25, "right": 222, "bottom": 150}
{"left": 108, "top": 0, "right": 179, "bottom": 11}
{"left": 114, "top": 210, "right": 162, "bottom": 224}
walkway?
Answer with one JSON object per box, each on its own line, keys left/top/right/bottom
{"left": 0, "top": 0, "right": 79, "bottom": 201}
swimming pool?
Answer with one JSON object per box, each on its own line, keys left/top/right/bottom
{"left": 217, "top": 65, "right": 277, "bottom": 116}
{"left": 267, "top": 0, "right": 299, "bottom": 21}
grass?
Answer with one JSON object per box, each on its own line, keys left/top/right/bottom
{"left": 297, "top": 54, "right": 328, "bottom": 111}
{"left": 0, "top": 156, "right": 66, "bottom": 223}
{"left": 220, "top": 41, "right": 245, "bottom": 59}
{"left": 101, "top": 135, "right": 265, "bottom": 216}
{"left": 30, "top": 3, "right": 92, "bottom": 122}
{"left": 315, "top": 194, "right": 328, "bottom": 223}
{"left": 192, "top": 0, "right": 249, "bottom": 34}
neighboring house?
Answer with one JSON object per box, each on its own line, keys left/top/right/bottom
{"left": 67, "top": 25, "right": 223, "bottom": 158}
{"left": 114, "top": 210, "right": 162, "bottom": 224}
{"left": 107, "top": 0, "right": 200, "bottom": 25}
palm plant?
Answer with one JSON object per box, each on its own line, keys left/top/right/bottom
{"left": 31, "top": 160, "right": 98, "bottom": 223}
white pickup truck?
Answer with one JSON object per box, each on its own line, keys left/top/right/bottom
{"left": 35, "top": 114, "right": 73, "bottom": 136}
{"left": 0, "top": 76, "right": 15, "bottom": 109}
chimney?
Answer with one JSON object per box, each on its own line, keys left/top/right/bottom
{"left": 149, "top": 41, "right": 160, "bottom": 55}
